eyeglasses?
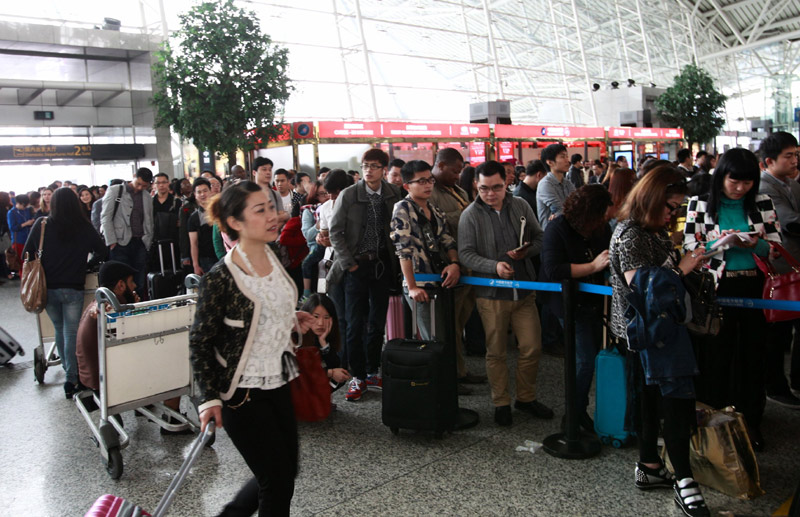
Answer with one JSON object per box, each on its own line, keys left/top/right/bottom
{"left": 478, "top": 184, "right": 507, "bottom": 194}
{"left": 665, "top": 202, "right": 681, "bottom": 213}
{"left": 361, "top": 163, "right": 384, "bottom": 171}
{"left": 318, "top": 191, "right": 330, "bottom": 197}
{"left": 407, "top": 177, "right": 436, "bottom": 186}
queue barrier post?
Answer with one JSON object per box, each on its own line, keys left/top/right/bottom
{"left": 542, "top": 279, "right": 601, "bottom": 460}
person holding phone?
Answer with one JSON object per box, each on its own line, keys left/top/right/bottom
{"left": 458, "top": 160, "right": 551, "bottom": 427}
{"left": 683, "top": 148, "right": 782, "bottom": 451}
{"left": 540, "top": 185, "right": 613, "bottom": 432}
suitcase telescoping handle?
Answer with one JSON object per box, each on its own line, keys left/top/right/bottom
{"left": 411, "top": 290, "right": 437, "bottom": 339}
{"left": 151, "top": 420, "right": 216, "bottom": 517}
{"left": 157, "top": 241, "right": 179, "bottom": 275}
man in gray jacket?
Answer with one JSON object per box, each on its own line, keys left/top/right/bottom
{"left": 458, "top": 160, "right": 553, "bottom": 427}
{"left": 758, "top": 132, "right": 800, "bottom": 409}
{"left": 329, "top": 148, "right": 402, "bottom": 402}
{"left": 100, "top": 167, "right": 153, "bottom": 298}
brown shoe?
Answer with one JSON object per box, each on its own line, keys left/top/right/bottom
{"left": 458, "top": 373, "right": 487, "bottom": 384}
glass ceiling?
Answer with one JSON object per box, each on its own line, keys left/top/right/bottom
{"left": 0, "top": 0, "right": 797, "bottom": 131}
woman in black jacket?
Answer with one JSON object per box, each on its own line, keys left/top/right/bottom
{"left": 540, "top": 185, "right": 612, "bottom": 432}
{"left": 189, "top": 181, "right": 312, "bottom": 517}
{"left": 23, "top": 188, "right": 107, "bottom": 398}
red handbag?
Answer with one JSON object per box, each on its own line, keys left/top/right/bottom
{"left": 290, "top": 345, "right": 332, "bottom": 422}
{"left": 753, "top": 243, "right": 800, "bottom": 323}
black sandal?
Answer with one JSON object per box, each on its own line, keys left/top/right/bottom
{"left": 674, "top": 478, "right": 710, "bottom": 517}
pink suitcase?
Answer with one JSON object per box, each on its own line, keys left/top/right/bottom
{"left": 85, "top": 422, "right": 215, "bottom": 517}
{"left": 385, "top": 295, "right": 405, "bottom": 341}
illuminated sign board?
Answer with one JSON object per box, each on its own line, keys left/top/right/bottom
{"left": 494, "top": 125, "right": 606, "bottom": 139}
{"left": 317, "top": 121, "right": 490, "bottom": 139}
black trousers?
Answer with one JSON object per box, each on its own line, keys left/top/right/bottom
{"left": 217, "top": 385, "right": 298, "bottom": 517}
{"left": 694, "top": 274, "right": 766, "bottom": 430}
{"left": 633, "top": 354, "right": 695, "bottom": 480}
{"left": 765, "top": 320, "right": 796, "bottom": 396}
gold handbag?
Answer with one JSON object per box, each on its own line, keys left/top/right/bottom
{"left": 20, "top": 219, "right": 47, "bottom": 313}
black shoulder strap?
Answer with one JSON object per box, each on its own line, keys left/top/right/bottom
{"left": 112, "top": 184, "right": 124, "bottom": 221}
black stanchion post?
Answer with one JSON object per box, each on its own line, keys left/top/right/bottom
{"left": 432, "top": 284, "right": 479, "bottom": 431}
{"left": 542, "top": 279, "right": 601, "bottom": 459}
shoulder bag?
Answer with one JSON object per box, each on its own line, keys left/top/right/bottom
{"left": 21, "top": 219, "right": 48, "bottom": 313}
{"left": 682, "top": 269, "right": 722, "bottom": 336}
{"left": 753, "top": 242, "right": 800, "bottom": 323}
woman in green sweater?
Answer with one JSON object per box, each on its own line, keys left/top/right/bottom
{"left": 683, "top": 148, "right": 782, "bottom": 452}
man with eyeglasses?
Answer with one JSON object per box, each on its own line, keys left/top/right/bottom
{"left": 390, "top": 160, "right": 460, "bottom": 343}
{"left": 458, "top": 160, "right": 552, "bottom": 427}
{"left": 150, "top": 172, "right": 182, "bottom": 274}
{"left": 329, "top": 148, "right": 403, "bottom": 402}
{"left": 536, "top": 143, "right": 576, "bottom": 231}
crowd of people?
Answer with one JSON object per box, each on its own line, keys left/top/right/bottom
{"left": 2, "top": 132, "right": 799, "bottom": 517}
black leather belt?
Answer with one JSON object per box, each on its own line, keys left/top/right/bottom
{"left": 354, "top": 252, "right": 379, "bottom": 262}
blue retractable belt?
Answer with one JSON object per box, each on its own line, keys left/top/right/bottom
{"left": 414, "top": 274, "right": 800, "bottom": 312}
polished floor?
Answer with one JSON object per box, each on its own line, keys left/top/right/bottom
{"left": 1, "top": 279, "right": 798, "bottom": 517}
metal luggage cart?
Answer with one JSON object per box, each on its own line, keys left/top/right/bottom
{"left": 33, "top": 272, "right": 98, "bottom": 383}
{"left": 76, "top": 275, "right": 201, "bottom": 480}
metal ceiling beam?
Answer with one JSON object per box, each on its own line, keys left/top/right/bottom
{"left": 699, "top": 27, "right": 800, "bottom": 60}
{"left": 56, "top": 89, "right": 85, "bottom": 106}
{"left": 17, "top": 88, "right": 44, "bottom": 105}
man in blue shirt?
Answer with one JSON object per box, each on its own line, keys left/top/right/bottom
{"left": 536, "top": 144, "right": 576, "bottom": 231}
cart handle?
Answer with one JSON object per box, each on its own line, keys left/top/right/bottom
{"left": 95, "top": 287, "right": 136, "bottom": 312}
{"left": 185, "top": 274, "right": 202, "bottom": 290}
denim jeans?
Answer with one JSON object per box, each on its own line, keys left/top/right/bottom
{"left": 110, "top": 237, "right": 148, "bottom": 298}
{"left": 45, "top": 288, "right": 84, "bottom": 385}
{"left": 559, "top": 311, "right": 603, "bottom": 412}
{"left": 403, "top": 289, "right": 446, "bottom": 342}
{"left": 301, "top": 244, "right": 324, "bottom": 280}
{"left": 343, "top": 261, "right": 391, "bottom": 380}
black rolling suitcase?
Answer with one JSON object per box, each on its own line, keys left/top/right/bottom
{"left": 147, "top": 241, "right": 185, "bottom": 300}
{"left": 381, "top": 291, "right": 458, "bottom": 437}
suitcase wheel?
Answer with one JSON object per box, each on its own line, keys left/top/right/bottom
{"left": 612, "top": 438, "right": 623, "bottom": 449}
{"left": 600, "top": 435, "right": 611, "bottom": 445}
{"left": 390, "top": 427, "right": 399, "bottom": 436}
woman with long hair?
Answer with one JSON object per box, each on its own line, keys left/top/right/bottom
{"left": 22, "top": 188, "right": 106, "bottom": 398}
{"left": 607, "top": 167, "right": 636, "bottom": 231}
{"left": 683, "top": 148, "right": 781, "bottom": 451}
{"left": 609, "top": 166, "right": 710, "bottom": 517}
{"left": 36, "top": 187, "right": 53, "bottom": 218}
{"left": 78, "top": 186, "right": 93, "bottom": 220}
{"left": 189, "top": 180, "right": 313, "bottom": 516}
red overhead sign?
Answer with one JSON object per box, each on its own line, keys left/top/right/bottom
{"left": 317, "top": 121, "right": 490, "bottom": 139}
{"left": 469, "top": 141, "right": 486, "bottom": 164}
{"left": 608, "top": 127, "right": 684, "bottom": 140}
{"left": 494, "top": 124, "right": 605, "bottom": 140}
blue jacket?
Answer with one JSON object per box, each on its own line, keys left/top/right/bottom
{"left": 7, "top": 207, "right": 34, "bottom": 245}
{"left": 624, "top": 267, "right": 698, "bottom": 398}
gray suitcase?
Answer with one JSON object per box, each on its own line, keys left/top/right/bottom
{"left": 0, "top": 326, "right": 24, "bottom": 365}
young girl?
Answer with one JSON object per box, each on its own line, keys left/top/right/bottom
{"left": 300, "top": 293, "right": 351, "bottom": 388}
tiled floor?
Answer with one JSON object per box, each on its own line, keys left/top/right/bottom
{"left": 1, "top": 280, "right": 798, "bottom": 516}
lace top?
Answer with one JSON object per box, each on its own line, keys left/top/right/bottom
{"left": 236, "top": 245, "right": 297, "bottom": 390}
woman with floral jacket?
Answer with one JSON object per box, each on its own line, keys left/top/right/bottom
{"left": 189, "top": 181, "right": 312, "bottom": 517}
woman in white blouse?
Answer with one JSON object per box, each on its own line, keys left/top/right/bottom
{"left": 189, "top": 181, "right": 312, "bottom": 517}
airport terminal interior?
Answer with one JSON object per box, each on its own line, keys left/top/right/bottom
{"left": 1, "top": 0, "right": 800, "bottom": 516}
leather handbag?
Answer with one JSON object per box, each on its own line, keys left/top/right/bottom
{"left": 5, "top": 245, "right": 21, "bottom": 272}
{"left": 289, "top": 345, "right": 332, "bottom": 422}
{"left": 20, "top": 219, "right": 47, "bottom": 313}
{"left": 682, "top": 269, "right": 722, "bottom": 336}
{"left": 753, "top": 242, "right": 800, "bottom": 323}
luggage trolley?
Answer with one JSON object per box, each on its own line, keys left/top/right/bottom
{"left": 75, "top": 277, "right": 200, "bottom": 480}
{"left": 33, "top": 272, "right": 98, "bottom": 383}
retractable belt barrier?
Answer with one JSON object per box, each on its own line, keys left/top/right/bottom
{"left": 414, "top": 274, "right": 800, "bottom": 312}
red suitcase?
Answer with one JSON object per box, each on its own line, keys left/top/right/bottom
{"left": 85, "top": 422, "right": 215, "bottom": 517}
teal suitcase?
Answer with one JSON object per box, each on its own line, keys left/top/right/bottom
{"left": 594, "top": 347, "right": 633, "bottom": 448}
